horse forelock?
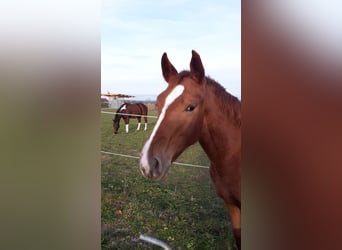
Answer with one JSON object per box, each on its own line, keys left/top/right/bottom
{"left": 177, "top": 70, "right": 191, "bottom": 83}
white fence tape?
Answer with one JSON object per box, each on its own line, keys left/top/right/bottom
{"left": 101, "top": 151, "right": 209, "bottom": 169}
{"left": 101, "top": 111, "right": 158, "bottom": 119}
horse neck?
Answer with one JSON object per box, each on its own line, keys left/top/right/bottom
{"left": 198, "top": 87, "right": 241, "bottom": 165}
{"left": 114, "top": 113, "right": 121, "bottom": 122}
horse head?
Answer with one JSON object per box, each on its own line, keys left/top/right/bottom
{"left": 113, "top": 118, "right": 120, "bottom": 134}
{"left": 140, "top": 50, "right": 207, "bottom": 180}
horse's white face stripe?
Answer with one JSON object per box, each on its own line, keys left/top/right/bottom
{"left": 140, "top": 85, "right": 184, "bottom": 169}
{"left": 119, "top": 104, "right": 127, "bottom": 111}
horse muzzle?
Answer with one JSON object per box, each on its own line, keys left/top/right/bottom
{"left": 139, "top": 156, "right": 170, "bottom": 181}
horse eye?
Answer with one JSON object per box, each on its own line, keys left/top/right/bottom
{"left": 185, "top": 104, "right": 196, "bottom": 112}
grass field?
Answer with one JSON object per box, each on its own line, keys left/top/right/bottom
{"left": 101, "top": 108, "right": 237, "bottom": 249}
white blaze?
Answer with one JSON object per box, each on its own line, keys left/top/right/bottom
{"left": 140, "top": 85, "right": 184, "bottom": 169}
{"left": 120, "top": 104, "right": 127, "bottom": 111}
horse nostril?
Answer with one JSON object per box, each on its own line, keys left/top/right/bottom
{"left": 140, "top": 157, "right": 162, "bottom": 179}
{"left": 152, "top": 157, "right": 160, "bottom": 171}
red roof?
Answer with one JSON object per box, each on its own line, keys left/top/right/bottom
{"left": 101, "top": 97, "right": 109, "bottom": 103}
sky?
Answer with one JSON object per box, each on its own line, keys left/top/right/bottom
{"left": 101, "top": 0, "right": 241, "bottom": 100}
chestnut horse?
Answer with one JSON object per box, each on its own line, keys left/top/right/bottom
{"left": 113, "top": 103, "right": 148, "bottom": 134}
{"left": 139, "top": 51, "right": 241, "bottom": 249}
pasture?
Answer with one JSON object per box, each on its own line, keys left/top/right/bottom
{"left": 101, "top": 108, "right": 237, "bottom": 249}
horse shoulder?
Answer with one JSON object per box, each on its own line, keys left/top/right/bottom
{"left": 142, "top": 103, "right": 148, "bottom": 114}
{"left": 210, "top": 159, "right": 240, "bottom": 206}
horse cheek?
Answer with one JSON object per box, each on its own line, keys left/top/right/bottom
{"left": 186, "top": 112, "right": 203, "bottom": 141}
{"left": 173, "top": 120, "right": 198, "bottom": 157}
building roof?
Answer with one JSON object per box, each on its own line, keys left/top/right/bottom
{"left": 101, "top": 93, "right": 135, "bottom": 99}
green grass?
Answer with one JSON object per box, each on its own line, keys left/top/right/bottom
{"left": 101, "top": 109, "right": 237, "bottom": 249}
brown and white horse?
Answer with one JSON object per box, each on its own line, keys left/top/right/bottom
{"left": 139, "top": 50, "right": 241, "bottom": 249}
{"left": 113, "top": 103, "right": 148, "bottom": 134}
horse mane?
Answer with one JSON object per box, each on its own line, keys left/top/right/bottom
{"left": 206, "top": 76, "right": 241, "bottom": 128}
{"left": 177, "top": 71, "right": 241, "bottom": 128}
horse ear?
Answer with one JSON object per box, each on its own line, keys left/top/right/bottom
{"left": 190, "top": 50, "right": 205, "bottom": 82}
{"left": 161, "top": 52, "right": 178, "bottom": 83}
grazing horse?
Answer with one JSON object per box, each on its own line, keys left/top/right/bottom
{"left": 139, "top": 51, "right": 241, "bottom": 249}
{"left": 113, "top": 103, "right": 148, "bottom": 134}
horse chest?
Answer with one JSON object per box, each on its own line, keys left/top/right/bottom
{"left": 209, "top": 160, "right": 240, "bottom": 202}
